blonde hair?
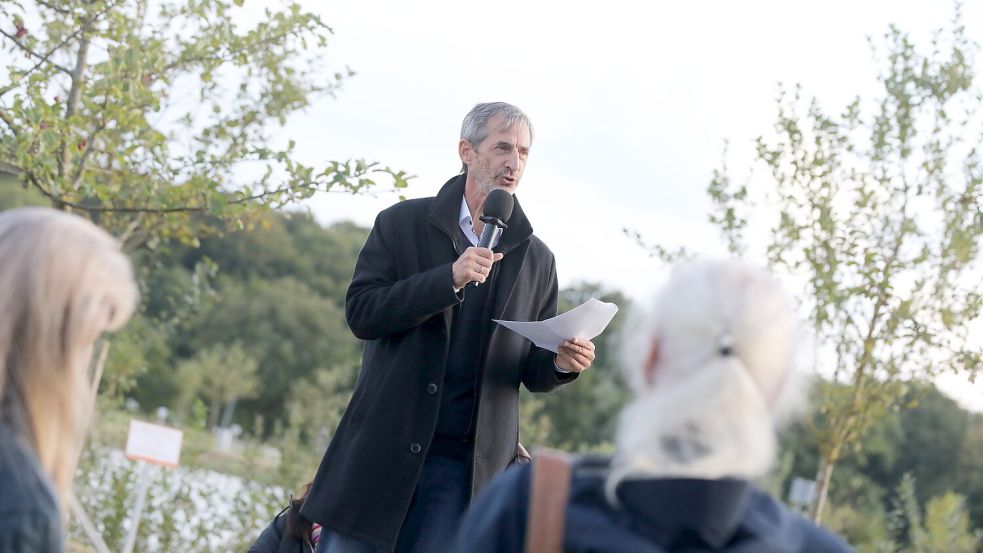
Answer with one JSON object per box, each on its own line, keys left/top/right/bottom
{"left": 608, "top": 260, "right": 802, "bottom": 498}
{"left": 0, "top": 207, "right": 138, "bottom": 510}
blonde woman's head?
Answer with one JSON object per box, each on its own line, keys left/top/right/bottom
{"left": 609, "top": 260, "right": 802, "bottom": 496}
{"left": 0, "top": 207, "right": 138, "bottom": 508}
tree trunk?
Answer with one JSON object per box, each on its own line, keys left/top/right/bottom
{"left": 58, "top": 30, "right": 91, "bottom": 181}
{"left": 809, "top": 456, "right": 835, "bottom": 523}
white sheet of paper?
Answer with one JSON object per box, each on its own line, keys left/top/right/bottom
{"left": 493, "top": 298, "right": 619, "bottom": 353}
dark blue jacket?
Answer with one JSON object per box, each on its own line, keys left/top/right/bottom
{"left": 247, "top": 508, "right": 314, "bottom": 553}
{"left": 0, "top": 424, "right": 64, "bottom": 553}
{"left": 450, "top": 456, "right": 854, "bottom": 553}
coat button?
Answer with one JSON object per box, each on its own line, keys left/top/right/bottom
{"left": 410, "top": 443, "right": 422, "bottom": 454}
{"left": 427, "top": 383, "right": 438, "bottom": 394}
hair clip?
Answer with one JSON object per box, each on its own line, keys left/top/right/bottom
{"left": 718, "top": 333, "right": 734, "bottom": 356}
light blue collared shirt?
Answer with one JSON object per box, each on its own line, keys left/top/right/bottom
{"left": 459, "top": 196, "right": 501, "bottom": 249}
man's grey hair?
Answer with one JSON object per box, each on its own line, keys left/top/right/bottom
{"left": 459, "top": 102, "right": 534, "bottom": 173}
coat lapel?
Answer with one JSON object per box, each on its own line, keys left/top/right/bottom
{"left": 488, "top": 191, "right": 533, "bottom": 323}
{"left": 424, "top": 172, "right": 536, "bottom": 337}
{"left": 490, "top": 239, "right": 529, "bottom": 321}
{"left": 426, "top": 174, "right": 467, "bottom": 335}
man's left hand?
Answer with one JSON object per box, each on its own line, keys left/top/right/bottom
{"left": 555, "top": 338, "right": 595, "bottom": 373}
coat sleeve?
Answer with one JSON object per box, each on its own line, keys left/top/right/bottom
{"left": 345, "top": 210, "right": 463, "bottom": 340}
{"left": 448, "top": 465, "right": 532, "bottom": 553}
{"left": 520, "top": 255, "right": 579, "bottom": 393}
{"left": 246, "top": 511, "right": 285, "bottom": 553}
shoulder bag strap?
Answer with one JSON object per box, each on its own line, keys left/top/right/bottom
{"left": 524, "top": 449, "right": 572, "bottom": 553}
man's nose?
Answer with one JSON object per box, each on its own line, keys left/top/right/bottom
{"left": 506, "top": 150, "right": 520, "bottom": 170}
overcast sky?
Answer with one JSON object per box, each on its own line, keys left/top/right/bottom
{"left": 266, "top": 1, "right": 983, "bottom": 410}
{"left": 286, "top": 0, "right": 980, "bottom": 295}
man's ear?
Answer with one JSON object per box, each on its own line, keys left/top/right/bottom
{"left": 642, "top": 336, "right": 660, "bottom": 387}
{"left": 458, "top": 139, "right": 473, "bottom": 167}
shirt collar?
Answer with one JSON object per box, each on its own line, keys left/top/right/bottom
{"left": 459, "top": 195, "right": 495, "bottom": 247}
{"left": 429, "top": 174, "right": 532, "bottom": 255}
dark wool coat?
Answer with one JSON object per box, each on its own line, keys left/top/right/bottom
{"left": 450, "top": 456, "right": 855, "bottom": 553}
{"left": 301, "top": 174, "right": 577, "bottom": 552}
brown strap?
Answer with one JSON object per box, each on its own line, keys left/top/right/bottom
{"left": 524, "top": 449, "right": 571, "bottom": 553}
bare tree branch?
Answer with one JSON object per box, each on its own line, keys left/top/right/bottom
{"left": 35, "top": 1, "right": 73, "bottom": 16}
{"left": 117, "top": 212, "right": 146, "bottom": 245}
{"left": 163, "top": 26, "right": 308, "bottom": 74}
{"left": 29, "top": 177, "right": 404, "bottom": 215}
{"left": 26, "top": 173, "right": 64, "bottom": 210}
{"left": 1, "top": 0, "right": 126, "bottom": 96}
{"left": 0, "top": 28, "right": 72, "bottom": 75}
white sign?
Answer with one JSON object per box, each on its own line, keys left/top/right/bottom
{"left": 788, "top": 476, "right": 816, "bottom": 509}
{"left": 124, "top": 419, "right": 183, "bottom": 467}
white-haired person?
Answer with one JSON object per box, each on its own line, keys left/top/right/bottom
{"left": 0, "top": 208, "right": 138, "bottom": 552}
{"left": 449, "top": 260, "right": 853, "bottom": 553}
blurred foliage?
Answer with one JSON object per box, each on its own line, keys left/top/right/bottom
{"left": 780, "top": 383, "right": 983, "bottom": 548}
{"left": 177, "top": 343, "right": 260, "bottom": 429}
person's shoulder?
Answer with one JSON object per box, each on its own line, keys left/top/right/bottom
{"left": 246, "top": 509, "right": 289, "bottom": 553}
{"left": 450, "top": 464, "right": 533, "bottom": 553}
{"left": 377, "top": 196, "right": 434, "bottom": 220}
{"left": 0, "top": 431, "right": 62, "bottom": 552}
{"left": 784, "top": 514, "right": 854, "bottom": 552}
{"left": 466, "top": 462, "right": 535, "bottom": 524}
{"left": 744, "top": 488, "right": 854, "bottom": 553}
{"left": 527, "top": 234, "right": 555, "bottom": 258}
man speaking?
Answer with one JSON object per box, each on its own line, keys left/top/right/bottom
{"left": 302, "top": 102, "right": 596, "bottom": 553}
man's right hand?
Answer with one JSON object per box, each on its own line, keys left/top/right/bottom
{"left": 452, "top": 247, "right": 504, "bottom": 289}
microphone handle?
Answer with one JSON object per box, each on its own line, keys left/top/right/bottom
{"left": 470, "top": 224, "right": 503, "bottom": 287}
{"left": 477, "top": 224, "right": 503, "bottom": 249}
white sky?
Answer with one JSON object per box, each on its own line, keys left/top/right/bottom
{"left": 287, "top": 0, "right": 981, "bottom": 296}
{"left": 279, "top": 1, "right": 983, "bottom": 411}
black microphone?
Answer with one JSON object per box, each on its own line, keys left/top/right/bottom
{"left": 471, "top": 189, "right": 514, "bottom": 287}
{"left": 477, "top": 188, "right": 514, "bottom": 249}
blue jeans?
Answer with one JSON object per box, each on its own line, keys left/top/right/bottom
{"left": 394, "top": 454, "right": 470, "bottom": 553}
{"left": 315, "top": 454, "right": 469, "bottom": 553}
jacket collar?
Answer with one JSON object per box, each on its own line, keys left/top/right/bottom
{"left": 427, "top": 173, "right": 534, "bottom": 254}
{"left": 617, "top": 477, "right": 751, "bottom": 549}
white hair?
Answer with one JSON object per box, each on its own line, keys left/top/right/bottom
{"left": 607, "top": 259, "right": 803, "bottom": 500}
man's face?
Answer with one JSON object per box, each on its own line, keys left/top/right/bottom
{"left": 464, "top": 116, "right": 531, "bottom": 196}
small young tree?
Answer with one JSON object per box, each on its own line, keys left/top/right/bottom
{"left": 177, "top": 343, "right": 259, "bottom": 429}
{"left": 657, "top": 9, "right": 982, "bottom": 521}
{"left": 0, "top": 0, "right": 410, "bottom": 249}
